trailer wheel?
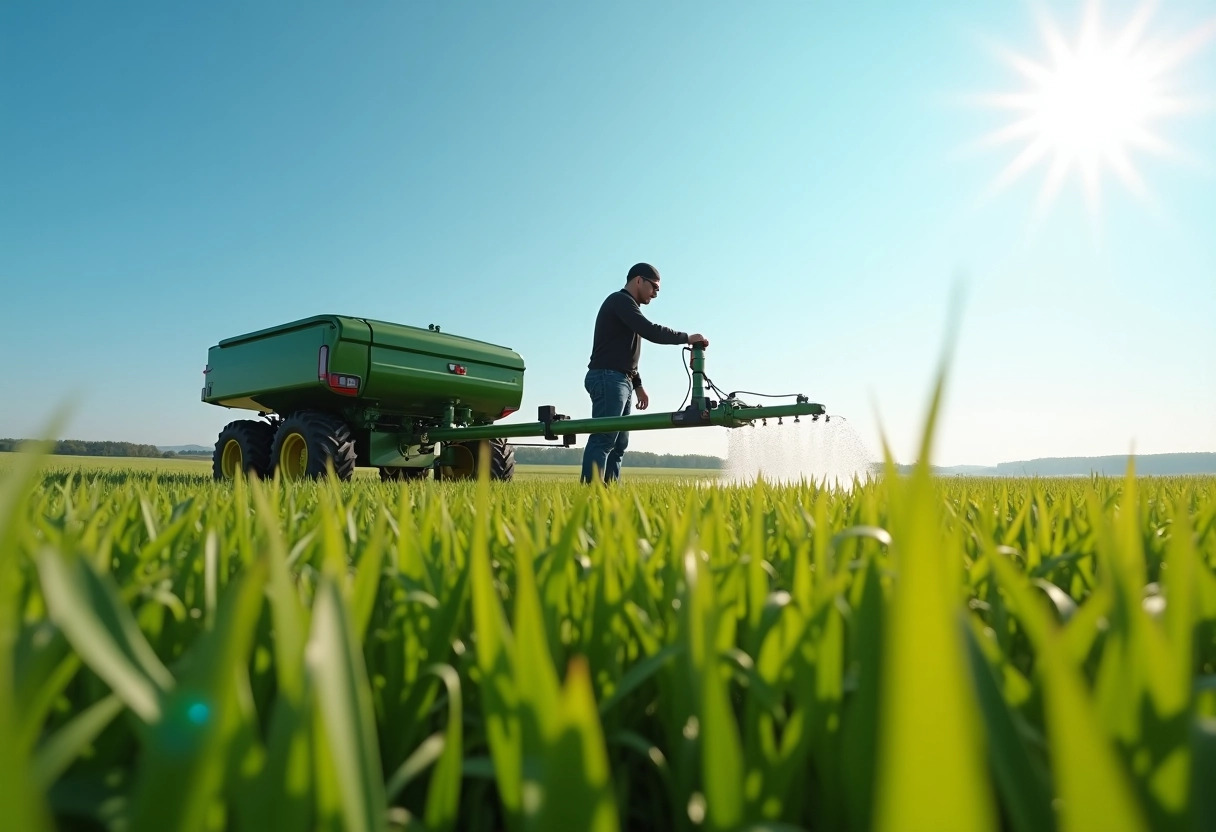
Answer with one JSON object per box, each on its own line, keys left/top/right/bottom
{"left": 437, "top": 438, "right": 515, "bottom": 482}
{"left": 270, "top": 411, "right": 358, "bottom": 481}
{"left": 213, "top": 420, "right": 275, "bottom": 480}
{"left": 379, "top": 466, "right": 430, "bottom": 482}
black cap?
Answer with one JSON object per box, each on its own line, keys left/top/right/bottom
{"left": 627, "top": 262, "right": 660, "bottom": 282}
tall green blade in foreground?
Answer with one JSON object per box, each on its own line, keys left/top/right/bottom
{"left": 874, "top": 364, "right": 997, "bottom": 832}
{"left": 128, "top": 562, "right": 268, "bottom": 832}
{"left": 533, "top": 657, "right": 621, "bottom": 832}
{"left": 0, "top": 446, "right": 54, "bottom": 831}
{"left": 307, "top": 578, "right": 388, "bottom": 832}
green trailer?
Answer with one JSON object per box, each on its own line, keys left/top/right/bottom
{"left": 203, "top": 314, "right": 827, "bottom": 482}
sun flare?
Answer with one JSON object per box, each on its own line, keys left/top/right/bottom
{"left": 977, "top": 1, "right": 1215, "bottom": 221}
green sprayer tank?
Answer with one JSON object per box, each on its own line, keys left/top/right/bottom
{"left": 203, "top": 314, "right": 826, "bottom": 481}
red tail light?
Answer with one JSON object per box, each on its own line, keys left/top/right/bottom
{"left": 319, "top": 346, "right": 358, "bottom": 394}
{"left": 327, "top": 373, "right": 360, "bottom": 396}
{"left": 499, "top": 407, "right": 518, "bottom": 419}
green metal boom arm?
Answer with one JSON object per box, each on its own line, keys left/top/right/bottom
{"left": 426, "top": 344, "right": 826, "bottom": 444}
{"left": 425, "top": 396, "right": 827, "bottom": 443}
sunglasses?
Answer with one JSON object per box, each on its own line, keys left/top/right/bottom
{"left": 640, "top": 276, "right": 659, "bottom": 290}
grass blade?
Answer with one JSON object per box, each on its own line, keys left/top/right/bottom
{"left": 533, "top": 657, "right": 620, "bottom": 832}
{"left": 307, "top": 578, "right": 387, "bottom": 832}
{"left": 128, "top": 559, "right": 268, "bottom": 832}
{"left": 31, "top": 694, "right": 124, "bottom": 788}
{"left": 36, "top": 549, "right": 169, "bottom": 723}
{"left": 423, "top": 664, "right": 463, "bottom": 832}
{"left": 874, "top": 363, "right": 997, "bottom": 832}
{"left": 990, "top": 552, "right": 1149, "bottom": 832}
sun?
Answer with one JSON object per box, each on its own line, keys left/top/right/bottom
{"left": 976, "top": 1, "right": 1215, "bottom": 222}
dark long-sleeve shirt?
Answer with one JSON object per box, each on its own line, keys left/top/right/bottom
{"left": 587, "top": 289, "right": 688, "bottom": 390}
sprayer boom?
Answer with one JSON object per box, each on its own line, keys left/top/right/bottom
{"left": 427, "top": 344, "right": 826, "bottom": 444}
{"left": 425, "top": 397, "right": 825, "bottom": 443}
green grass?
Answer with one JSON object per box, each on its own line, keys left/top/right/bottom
{"left": 508, "top": 462, "right": 719, "bottom": 480}
{"left": 0, "top": 450, "right": 217, "bottom": 472}
{"left": 1, "top": 447, "right": 1214, "bottom": 831}
{"left": 0, "top": 452, "right": 719, "bottom": 482}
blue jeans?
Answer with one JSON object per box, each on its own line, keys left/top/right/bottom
{"left": 580, "top": 369, "right": 632, "bottom": 483}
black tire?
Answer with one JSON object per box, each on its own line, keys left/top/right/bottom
{"left": 213, "top": 420, "right": 275, "bottom": 480}
{"left": 437, "top": 438, "right": 515, "bottom": 482}
{"left": 270, "top": 411, "right": 358, "bottom": 481}
{"left": 379, "top": 466, "right": 430, "bottom": 482}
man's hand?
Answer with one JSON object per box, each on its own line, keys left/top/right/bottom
{"left": 688, "top": 334, "right": 710, "bottom": 349}
{"left": 636, "top": 387, "right": 650, "bottom": 410}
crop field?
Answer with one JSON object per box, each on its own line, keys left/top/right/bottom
{"left": 0, "top": 453, "right": 719, "bottom": 482}
{"left": 1, "top": 450, "right": 1214, "bottom": 832}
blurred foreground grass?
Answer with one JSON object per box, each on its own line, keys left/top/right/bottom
{"left": 1, "top": 448, "right": 1214, "bottom": 831}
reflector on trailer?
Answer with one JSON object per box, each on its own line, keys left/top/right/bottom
{"left": 318, "top": 345, "right": 329, "bottom": 380}
{"left": 499, "top": 407, "right": 518, "bottom": 418}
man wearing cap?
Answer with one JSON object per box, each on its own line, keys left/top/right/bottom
{"left": 581, "top": 263, "right": 709, "bottom": 483}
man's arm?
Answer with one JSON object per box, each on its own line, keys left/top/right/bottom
{"left": 611, "top": 294, "right": 688, "bottom": 345}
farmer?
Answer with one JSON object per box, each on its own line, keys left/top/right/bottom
{"left": 581, "top": 262, "right": 708, "bottom": 483}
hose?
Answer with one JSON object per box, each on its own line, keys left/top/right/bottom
{"left": 676, "top": 347, "right": 808, "bottom": 408}
{"left": 674, "top": 347, "right": 839, "bottom": 417}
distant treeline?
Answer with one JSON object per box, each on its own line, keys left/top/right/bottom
{"left": 992, "top": 453, "right": 1216, "bottom": 477}
{"left": 895, "top": 452, "right": 1216, "bottom": 477}
{"left": 511, "top": 446, "right": 722, "bottom": 469}
{"left": 0, "top": 439, "right": 174, "bottom": 458}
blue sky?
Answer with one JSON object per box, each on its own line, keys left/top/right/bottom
{"left": 2, "top": 0, "right": 1213, "bottom": 466}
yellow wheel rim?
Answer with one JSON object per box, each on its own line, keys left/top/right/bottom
{"left": 220, "top": 438, "right": 244, "bottom": 479}
{"left": 440, "top": 443, "right": 477, "bottom": 480}
{"left": 278, "top": 432, "right": 308, "bottom": 480}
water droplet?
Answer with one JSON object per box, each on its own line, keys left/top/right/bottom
{"left": 186, "top": 701, "right": 210, "bottom": 726}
